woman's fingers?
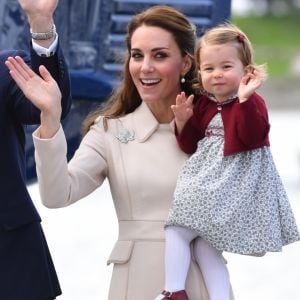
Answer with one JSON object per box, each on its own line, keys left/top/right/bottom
{"left": 5, "top": 58, "right": 28, "bottom": 90}
{"left": 5, "top": 56, "right": 41, "bottom": 93}
{"left": 15, "top": 56, "right": 37, "bottom": 78}
{"left": 39, "top": 65, "right": 53, "bottom": 83}
{"left": 5, "top": 56, "right": 51, "bottom": 91}
{"left": 7, "top": 56, "right": 34, "bottom": 81}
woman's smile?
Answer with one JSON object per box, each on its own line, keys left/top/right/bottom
{"left": 140, "top": 78, "right": 161, "bottom": 86}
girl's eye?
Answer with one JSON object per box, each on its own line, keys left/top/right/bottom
{"left": 203, "top": 67, "right": 213, "bottom": 72}
{"left": 224, "top": 65, "right": 232, "bottom": 69}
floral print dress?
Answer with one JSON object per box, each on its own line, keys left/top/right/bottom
{"left": 166, "top": 112, "right": 300, "bottom": 255}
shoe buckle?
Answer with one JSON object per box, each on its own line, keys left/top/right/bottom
{"left": 162, "top": 290, "right": 173, "bottom": 298}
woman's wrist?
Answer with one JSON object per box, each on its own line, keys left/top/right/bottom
{"left": 39, "top": 122, "right": 60, "bottom": 139}
{"left": 40, "top": 110, "right": 61, "bottom": 139}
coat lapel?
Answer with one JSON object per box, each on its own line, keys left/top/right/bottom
{"left": 116, "top": 102, "right": 175, "bottom": 143}
{"left": 131, "top": 102, "right": 159, "bottom": 143}
{"left": 132, "top": 102, "right": 176, "bottom": 142}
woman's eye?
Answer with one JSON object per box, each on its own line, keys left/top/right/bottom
{"left": 131, "top": 52, "right": 142, "bottom": 59}
{"left": 155, "top": 52, "right": 168, "bottom": 59}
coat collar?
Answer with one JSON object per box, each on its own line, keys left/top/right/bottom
{"left": 125, "top": 102, "right": 175, "bottom": 143}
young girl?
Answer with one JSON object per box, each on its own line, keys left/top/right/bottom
{"left": 155, "top": 24, "right": 300, "bottom": 300}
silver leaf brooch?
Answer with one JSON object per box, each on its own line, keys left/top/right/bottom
{"left": 115, "top": 128, "right": 135, "bottom": 144}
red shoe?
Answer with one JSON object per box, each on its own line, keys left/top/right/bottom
{"left": 161, "top": 290, "right": 189, "bottom": 300}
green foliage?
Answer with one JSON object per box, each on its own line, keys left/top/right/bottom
{"left": 232, "top": 15, "right": 300, "bottom": 78}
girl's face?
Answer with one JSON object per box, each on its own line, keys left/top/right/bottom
{"left": 199, "top": 43, "right": 247, "bottom": 102}
{"left": 129, "top": 25, "right": 191, "bottom": 111}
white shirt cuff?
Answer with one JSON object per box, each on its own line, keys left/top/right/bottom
{"left": 32, "top": 34, "right": 59, "bottom": 57}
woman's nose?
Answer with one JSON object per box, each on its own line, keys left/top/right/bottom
{"left": 141, "top": 58, "right": 154, "bottom": 73}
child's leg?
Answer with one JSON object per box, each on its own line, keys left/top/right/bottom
{"left": 164, "top": 226, "right": 198, "bottom": 291}
{"left": 154, "top": 226, "right": 197, "bottom": 300}
{"left": 194, "top": 238, "right": 230, "bottom": 300}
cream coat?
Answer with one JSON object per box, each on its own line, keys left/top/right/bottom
{"left": 33, "top": 102, "right": 234, "bottom": 300}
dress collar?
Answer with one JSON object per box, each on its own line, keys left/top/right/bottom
{"left": 205, "top": 92, "right": 238, "bottom": 106}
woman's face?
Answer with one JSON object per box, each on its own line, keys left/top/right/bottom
{"left": 129, "top": 25, "right": 191, "bottom": 110}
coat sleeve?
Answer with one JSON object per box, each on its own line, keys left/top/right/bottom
{"left": 33, "top": 118, "right": 108, "bottom": 208}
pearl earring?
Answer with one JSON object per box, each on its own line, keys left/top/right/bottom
{"left": 181, "top": 77, "right": 186, "bottom": 83}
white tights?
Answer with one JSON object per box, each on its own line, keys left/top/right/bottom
{"left": 155, "top": 226, "right": 230, "bottom": 300}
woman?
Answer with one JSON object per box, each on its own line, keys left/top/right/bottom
{"left": 6, "top": 5, "right": 234, "bottom": 300}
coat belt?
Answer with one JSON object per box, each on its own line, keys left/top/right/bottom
{"left": 118, "top": 220, "right": 165, "bottom": 241}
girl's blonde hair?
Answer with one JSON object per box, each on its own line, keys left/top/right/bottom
{"left": 195, "top": 23, "right": 267, "bottom": 91}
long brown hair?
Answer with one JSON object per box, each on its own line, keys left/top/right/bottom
{"left": 195, "top": 23, "right": 267, "bottom": 91}
{"left": 82, "top": 5, "right": 198, "bottom": 134}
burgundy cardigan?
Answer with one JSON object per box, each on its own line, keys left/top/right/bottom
{"left": 176, "top": 93, "right": 270, "bottom": 156}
